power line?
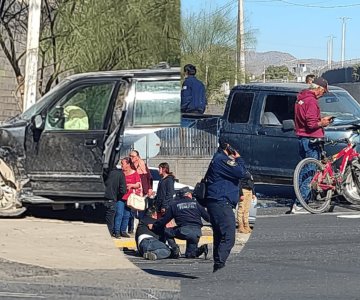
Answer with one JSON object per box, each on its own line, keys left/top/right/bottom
{"left": 275, "top": 0, "right": 360, "bottom": 8}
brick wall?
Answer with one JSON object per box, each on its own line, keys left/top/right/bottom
{"left": 0, "top": 51, "right": 22, "bottom": 121}
{"left": 148, "top": 156, "right": 212, "bottom": 187}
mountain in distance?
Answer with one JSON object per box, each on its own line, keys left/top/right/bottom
{"left": 246, "top": 50, "right": 327, "bottom": 76}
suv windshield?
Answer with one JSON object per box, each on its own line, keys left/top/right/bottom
{"left": 319, "top": 91, "right": 360, "bottom": 123}
{"left": 20, "top": 80, "right": 70, "bottom": 121}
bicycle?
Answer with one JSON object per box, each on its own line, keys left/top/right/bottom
{"left": 293, "top": 124, "right": 360, "bottom": 214}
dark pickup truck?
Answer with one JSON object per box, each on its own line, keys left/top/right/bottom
{"left": 188, "top": 82, "right": 360, "bottom": 204}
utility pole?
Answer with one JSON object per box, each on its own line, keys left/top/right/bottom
{"left": 237, "top": 0, "right": 246, "bottom": 84}
{"left": 263, "top": 65, "right": 266, "bottom": 83}
{"left": 339, "top": 17, "right": 350, "bottom": 68}
{"left": 23, "top": 0, "right": 42, "bottom": 111}
{"left": 327, "top": 35, "right": 334, "bottom": 69}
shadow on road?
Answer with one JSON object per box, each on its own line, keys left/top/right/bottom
{"left": 143, "top": 268, "right": 199, "bottom": 279}
{"left": 24, "top": 205, "right": 106, "bottom": 224}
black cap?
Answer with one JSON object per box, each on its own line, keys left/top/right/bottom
{"left": 184, "top": 64, "right": 196, "bottom": 75}
{"left": 176, "top": 187, "right": 192, "bottom": 198}
{"left": 313, "top": 77, "right": 328, "bottom": 92}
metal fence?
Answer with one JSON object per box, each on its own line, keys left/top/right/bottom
{"left": 157, "top": 127, "right": 218, "bottom": 157}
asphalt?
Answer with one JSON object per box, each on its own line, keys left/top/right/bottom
{"left": 125, "top": 202, "right": 360, "bottom": 300}
{"left": 2, "top": 198, "right": 360, "bottom": 299}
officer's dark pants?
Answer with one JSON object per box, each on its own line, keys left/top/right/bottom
{"left": 165, "top": 225, "right": 201, "bottom": 257}
{"left": 104, "top": 200, "right": 116, "bottom": 236}
{"left": 139, "top": 237, "right": 171, "bottom": 259}
{"left": 206, "top": 200, "right": 236, "bottom": 266}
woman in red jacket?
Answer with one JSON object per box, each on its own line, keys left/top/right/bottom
{"left": 113, "top": 157, "right": 142, "bottom": 238}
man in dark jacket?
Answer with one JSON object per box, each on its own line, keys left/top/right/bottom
{"left": 104, "top": 166, "right": 127, "bottom": 236}
{"left": 181, "top": 64, "right": 207, "bottom": 114}
{"left": 204, "top": 139, "right": 249, "bottom": 272}
{"left": 135, "top": 210, "right": 174, "bottom": 260}
{"left": 150, "top": 187, "right": 209, "bottom": 259}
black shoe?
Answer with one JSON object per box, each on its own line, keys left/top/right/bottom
{"left": 128, "top": 230, "right": 134, "bottom": 234}
{"left": 120, "top": 232, "right": 131, "bottom": 238}
{"left": 170, "top": 246, "right": 180, "bottom": 259}
{"left": 213, "top": 263, "right": 225, "bottom": 273}
{"left": 114, "top": 233, "right": 121, "bottom": 239}
{"left": 196, "top": 244, "right": 209, "bottom": 259}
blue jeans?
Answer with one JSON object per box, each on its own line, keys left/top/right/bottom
{"left": 165, "top": 225, "right": 201, "bottom": 257}
{"left": 298, "top": 137, "right": 321, "bottom": 160}
{"left": 295, "top": 137, "right": 321, "bottom": 206}
{"left": 139, "top": 237, "right": 171, "bottom": 259}
{"left": 114, "top": 200, "right": 131, "bottom": 234}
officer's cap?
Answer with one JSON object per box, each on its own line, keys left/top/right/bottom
{"left": 176, "top": 186, "right": 192, "bottom": 198}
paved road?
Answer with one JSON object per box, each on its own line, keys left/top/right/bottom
{"left": 126, "top": 207, "right": 360, "bottom": 300}
{"left": 1, "top": 200, "right": 360, "bottom": 299}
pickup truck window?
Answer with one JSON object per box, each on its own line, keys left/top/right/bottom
{"left": 228, "top": 92, "right": 254, "bottom": 123}
{"left": 45, "top": 82, "right": 115, "bottom": 131}
{"left": 133, "top": 80, "right": 181, "bottom": 126}
{"left": 261, "top": 95, "right": 296, "bottom": 125}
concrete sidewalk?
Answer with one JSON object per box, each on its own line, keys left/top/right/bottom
{"left": 0, "top": 218, "right": 134, "bottom": 270}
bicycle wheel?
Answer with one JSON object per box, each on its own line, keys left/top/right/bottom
{"left": 293, "top": 158, "right": 333, "bottom": 214}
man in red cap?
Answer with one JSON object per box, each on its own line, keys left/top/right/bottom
{"left": 291, "top": 77, "right": 334, "bottom": 213}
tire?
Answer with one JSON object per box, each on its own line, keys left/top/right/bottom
{"left": 293, "top": 158, "right": 333, "bottom": 214}
{"left": 342, "top": 164, "right": 360, "bottom": 205}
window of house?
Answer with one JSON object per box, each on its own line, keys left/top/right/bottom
{"left": 45, "top": 82, "right": 115, "bottom": 131}
{"left": 228, "top": 92, "right": 254, "bottom": 123}
{"left": 133, "top": 80, "right": 181, "bottom": 126}
{"left": 261, "top": 94, "right": 297, "bottom": 126}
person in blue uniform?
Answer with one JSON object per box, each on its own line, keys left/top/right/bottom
{"left": 204, "top": 139, "right": 250, "bottom": 272}
{"left": 149, "top": 187, "right": 209, "bottom": 259}
{"left": 181, "top": 64, "right": 207, "bottom": 114}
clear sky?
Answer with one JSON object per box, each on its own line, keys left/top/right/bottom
{"left": 181, "top": 0, "right": 360, "bottom": 61}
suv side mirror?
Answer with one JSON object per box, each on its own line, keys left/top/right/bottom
{"left": 33, "top": 114, "right": 44, "bottom": 129}
{"left": 282, "top": 119, "right": 295, "bottom": 131}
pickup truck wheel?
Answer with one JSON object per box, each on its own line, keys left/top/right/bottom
{"left": 342, "top": 166, "right": 360, "bottom": 205}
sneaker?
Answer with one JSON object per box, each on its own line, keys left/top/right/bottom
{"left": 290, "top": 204, "right": 309, "bottom": 214}
{"left": 120, "top": 232, "right": 131, "bottom": 238}
{"left": 114, "top": 233, "right": 121, "bottom": 239}
{"left": 143, "top": 252, "right": 157, "bottom": 261}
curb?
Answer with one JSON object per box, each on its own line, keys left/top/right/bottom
{"left": 113, "top": 235, "right": 213, "bottom": 249}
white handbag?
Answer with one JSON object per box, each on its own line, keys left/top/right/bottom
{"left": 127, "top": 192, "right": 146, "bottom": 211}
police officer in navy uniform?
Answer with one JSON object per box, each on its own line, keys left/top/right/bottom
{"left": 181, "top": 64, "right": 207, "bottom": 114}
{"left": 205, "top": 139, "right": 250, "bottom": 272}
{"left": 150, "top": 187, "right": 210, "bottom": 259}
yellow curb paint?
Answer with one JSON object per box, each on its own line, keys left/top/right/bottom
{"left": 114, "top": 235, "right": 213, "bottom": 249}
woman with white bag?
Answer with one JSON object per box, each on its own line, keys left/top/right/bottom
{"left": 113, "top": 157, "right": 142, "bottom": 239}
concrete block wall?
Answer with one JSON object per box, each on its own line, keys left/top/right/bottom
{"left": 148, "top": 156, "right": 212, "bottom": 187}
{"left": 0, "top": 51, "right": 21, "bottom": 121}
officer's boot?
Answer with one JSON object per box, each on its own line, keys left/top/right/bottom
{"left": 196, "top": 244, "right": 209, "bottom": 259}
{"left": 243, "top": 189, "right": 253, "bottom": 234}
